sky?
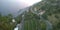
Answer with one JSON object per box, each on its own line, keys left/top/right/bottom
{"left": 19, "top": 0, "right": 42, "bottom": 6}
{"left": 0, "top": 0, "right": 28, "bottom": 15}
{"left": 0, "top": 0, "right": 41, "bottom": 16}
{"left": 0, "top": 0, "right": 42, "bottom": 30}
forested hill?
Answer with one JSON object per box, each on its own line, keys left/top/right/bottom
{"left": 18, "top": 0, "right": 60, "bottom": 30}
{"left": 0, "top": 0, "right": 60, "bottom": 30}
{"left": 31, "top": 0, "right": 60, "bottom": 30}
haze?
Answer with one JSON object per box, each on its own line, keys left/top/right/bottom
{"left": 0, "top": 0, "right": 41, "bottom": 16}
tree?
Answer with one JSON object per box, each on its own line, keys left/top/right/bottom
{"left": 18, "top": 0, "right": 60, "bottom": 30}
{"left": 0, "top": 14, "right": 16, "bottom": 30}
{"left": 33, "top": 0, "right": 60, "bottom": 30}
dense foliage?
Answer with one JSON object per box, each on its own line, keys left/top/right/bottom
{"left": 0, "top": 14, "right": 16, "bottom": 30}
{"left": 0, "top": 0, "right": 60, "bottom": 30}
{"left": 19, "top": 0, "right": 60, "bottom": 30}
{"left": 32, "top": 0, "right": 60, "bottom": 30}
